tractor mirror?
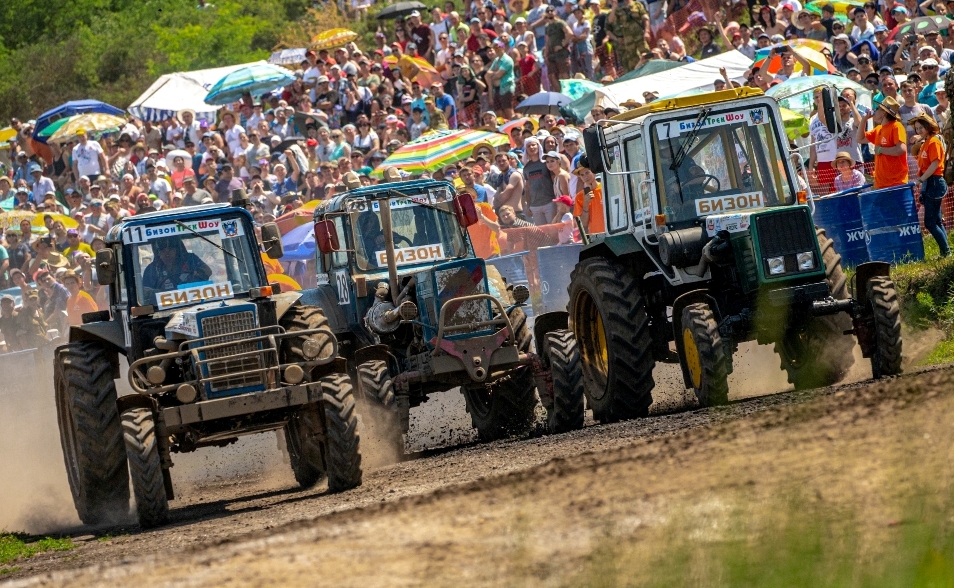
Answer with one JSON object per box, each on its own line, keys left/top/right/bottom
{"left": 261, "top": 222, "right": 284, "bottom": 259}
{"left": 821, "top": 86, "right": 843, "bottom": 135}
{"left": 95, "top": 249, "right": 116, "bottom": 286}
{"left": 314, "top": 219, "right": 340, "bottom": 254}
{"left": 453, "top": 193, "right": 479, "bottom": 227}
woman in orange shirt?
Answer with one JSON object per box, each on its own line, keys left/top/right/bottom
{"left": 911, "top": 114, "right": 950, "bottom": 257}
{"left": 61, "top": 271, "right": 98, "bottom": 326}
{"left": 857, "top": 96, "right": 908, "bottom": 189}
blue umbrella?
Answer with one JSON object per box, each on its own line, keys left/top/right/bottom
{"left": 281, "top": 222, "right": 316, "bottom": 262}
{"left": 515, "top": 91, "right": 574, "bottom": 116}
{"left": 32, "top": 99, "right": 125, "bottom": 144}
{"left": 204, "top": 63, "right": 295, "bottom": 106}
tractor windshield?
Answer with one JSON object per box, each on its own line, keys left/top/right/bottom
{"left": 650, "top": 105, "right": 795, "bottom": 225}
{"left": 349, "top": 196, "right": 468, "bottom": 272}
{"left": 125, "top": 217, "right": 263, "bottom": 309}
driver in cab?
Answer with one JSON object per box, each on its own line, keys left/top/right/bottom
{"left": 142, "top": 237, "right": 213, "bottom": 292}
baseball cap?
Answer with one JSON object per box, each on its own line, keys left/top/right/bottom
{"left": 544, "top": 150, "right": 561, "bottom": 159}
{"left": 0, "top": 294, "right": 14, "bottom": 304}
{"left": 874, "top": 24, "right": 888, "bottom": 32}
{"left": 409, "top": 9, "right": 421, "bottom": 17}
{"left": 66, "top": 228, "right": 79, "bottom": 236}
{"left": 891, "top": 5, "right": 907, "bottom": 13}
{"left": 922, "top": 57, "right": 939, "bottom": 67}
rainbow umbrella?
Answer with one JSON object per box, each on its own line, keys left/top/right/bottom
{"left": 310, "top": 29, "right": 358, "bottom": 51}
{"left": 275, "top": 208, "right": 314, "bottom": 235}
{"left": 753, "top": 45, "right": 837, "bottom": 76}
{"left": 371, "top": 129, "right": 511, "bottom": 179}
{"left": 754, "top": 39, "right": 831, "bottom": 62}
{"left": 498, "top": 117, "right": 538, "bottom": 136}
{"left": 48, "top": 113, "right": 126, "bottom": 142}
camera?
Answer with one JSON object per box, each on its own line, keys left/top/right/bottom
{"left": 776, "top": 45, "right": 789, "bottom": 54}
{"left": 906, "top": 34, "right": 918, "bottom": 44}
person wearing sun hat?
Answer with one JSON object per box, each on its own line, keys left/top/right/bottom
{"left": 857, "top": 95, "right": 908, "bottom": 189}
{"left": 909, "top": 112, "right": 950, "bottom": 256}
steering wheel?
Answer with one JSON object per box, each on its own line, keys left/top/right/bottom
{"left": 393, "top": 233, "right": 413, "bottom": 247}
{"left": 693, "top": 174, "right": 721, "bottom": 193}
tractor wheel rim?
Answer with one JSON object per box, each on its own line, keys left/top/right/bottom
{"left": 683, "top": 328, "right": 702, "bottom": 389}
{"left": 595, "top": 312, "right": 608, "bottom": 374}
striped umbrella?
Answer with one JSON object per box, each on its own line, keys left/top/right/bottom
{"left": 371, "top": 129, "right": 511, "bottom": 179}
{"left": 36, "top": 116, "right": 76, "bottom": 139}
{"left": 204, "top": 63, "right": 295, "bottom": 106}
{"left": 48, "top": 113, "right": 126, "bottom": 142}
{"left": 310, "top": 29, "right": 358, "bottom": 51}
{"left": 498, "top": 117, "right": 538, "bottom": 137}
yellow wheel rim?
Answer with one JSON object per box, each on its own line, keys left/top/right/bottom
{"left": 596, "top": 312, "right": 608, "bottom": 372}
{"left": 683, "top": 328, "right": 702, "bottom": 389}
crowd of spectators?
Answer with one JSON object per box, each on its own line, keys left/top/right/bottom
{"left": 1, "top": 0, "right": 954, "bottom": 351}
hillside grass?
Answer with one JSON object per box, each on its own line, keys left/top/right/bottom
{"left": 891, "top": 232, "right": 954, "bottom": 364}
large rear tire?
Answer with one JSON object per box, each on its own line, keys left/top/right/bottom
{"left": 121, "top": 408, "right": 169, "bottom": 529}
{"left": 568, "top": 256, "right": 655, "bottom": 422}
{"left": 868, "top": 276, "right": 903, "bottom": 378}
{"left": 462, "top": 306, "right": 538, "bottom": 441}
{"left": 356, "top": 360, "right": 404, "bottom": 460}
{"left": 680, "top": 303, "right": 730, "bottom": 407}
{"left": 54, "top": 342, "right": 129, "bottom": 526}
{"left": 775, "top": 229, "right": 856, "bottom": 389}
{"left": 545, "top": 329, "right": 585, "bottom": 433}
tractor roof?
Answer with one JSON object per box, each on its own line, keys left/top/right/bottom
{"left": 313, "top": 179, "right": 457, "bottom": 218}
{"left": 106, "top": 203, "right": 253, "bottom": 244}
{"left": 611, "top": 87, "right": 767, "bottom": 124}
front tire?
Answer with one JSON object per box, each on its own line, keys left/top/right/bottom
{"left": 356, "top": 360, "right": 404, "bottom": 460}
{"left": 121, "top": 408, "right": 169, "bottom": 529}
{"left": 775, "top": 229, "right": 856, "bottom": 389}
{"left": 285, "top": 402, "right": 326, "bottom": 488}
{"left": 568, "top": 256, "right": 655, "bottom": 422}
{"left": 680, "top": 303, "right": 730, "bottom": 407}
{"left": 462, "top": 306, "right": 537, "bottom": 441}
{"left": 322, "top": 374, "right": 363, "bottom": 492}
{"left": 545, "top": 329, "right": 585, "bottom": 433}
{"left": 868, "top": 276, "right": 903, "bottom": 378}
{"left": 54, "top": 343, "right": 129, "bottom": 526}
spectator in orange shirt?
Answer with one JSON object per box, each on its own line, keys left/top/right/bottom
{"left": 463, "top": 187, "right": 500, "bottom": 259}
{"left": 571, "top": 154, "right": 605, "bottom": 235}
{"left": 857, "top": 96, "right": 908, "bottom": 189}
{"left": 62, "top": 271, "right": 98, "bottom": 326}
{"left": 910, "top": 113, "right": 950, "bottom": 257}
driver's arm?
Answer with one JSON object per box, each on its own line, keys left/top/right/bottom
{"left": 188, "top": 254, "right": 213, "bottom": 281}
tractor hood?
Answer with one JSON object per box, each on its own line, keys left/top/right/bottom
{"left": 163, "top": 299, "right": 260, "bottom": 340}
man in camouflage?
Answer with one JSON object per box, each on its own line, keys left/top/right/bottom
{"left": 605, "top": 0, "right": 651, "bottom": 74}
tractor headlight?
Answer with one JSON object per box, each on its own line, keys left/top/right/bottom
{"left": 767, "top": 256, "right": 785, "bottom": 275}
{"left": 796, "top": 251, "right": 815, "bottom": 271}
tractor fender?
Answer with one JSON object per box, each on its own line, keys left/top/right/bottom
{"left": 671, "top": 289, "right": 720, "bottom": 390}
{"left": 532, "top": 311, "right": 569, "bottom": 358}
{"left": 298, "top": 286, "right": 350, "bottom": 333}
{"left": 116, "top": 393, "right": 158, "bottom": 415}
{"left": 578, "top": 233, "right": 644, "bottom": 263}
{"left": 354, "top": 344, "right": 391, "bottom": 367}
{"left": 272, "top": 291, "right": 303, "bottom": 320}
{"left": 68, "top": 321, "right": 126, "bottom": 372}
{"left": 852, "top": 261, "right": 891, "bottom": 311}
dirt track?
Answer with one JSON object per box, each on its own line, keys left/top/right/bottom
{"left": 1, "top": 339, "right": 949, "bottom": 586}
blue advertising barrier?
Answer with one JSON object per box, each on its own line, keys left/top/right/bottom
{"left": 859, "top": 183, "right": 924, "bottom": 264}
{"left": 812, "top": 188, "right": 870, "bottom": 268}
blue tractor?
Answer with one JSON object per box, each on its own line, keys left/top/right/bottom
{"left": 308, "top": 180, "right": 584, "bottom": 452}
{"left": 54, "top": 204, "right": 361, "bottom": 529}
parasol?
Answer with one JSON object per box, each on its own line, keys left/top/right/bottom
{"left": 204, "top": 63, "right": 295, "bottom": 106}
{"left": 48, "top": 113, "right": 127, "bottom": 143}
{"left": 310, "top": 29, "right": 359, "bottom": 51}
{"left": 376, "top": 1, "right": 428, "bottom": 19}
{"left": 371, "top": 129, "right": 511, "bottom": 178}
{"left": 752, "top": 45, "right": 837, "bottom": 76}
{"left": 515, "top": 91, "right": 574, "bottom": 116}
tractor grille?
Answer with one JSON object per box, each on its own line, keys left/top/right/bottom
{"left": 199, "top": 311, "right": 264, "bottom": 395}
{"left": 755, "top": 209, "right": 815, "bottom": 259}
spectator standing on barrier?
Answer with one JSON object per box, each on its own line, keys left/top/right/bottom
{"left": 808, "top": 87, "right": 839, "bottom": 191}
{"left": 857, "top": 96, "right": 909, "bottom": 189}
{"left": 910, "top": 113, "right": 950, "bottom": 257}
{"left": 522, "top": 138, "right": 556, "bottom": 225}
{"left": 572, "top": 154, "right": 605, "bottom": 235}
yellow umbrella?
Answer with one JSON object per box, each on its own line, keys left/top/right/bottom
{"left": 0, "top": 127, "right": 16, "bottom": 143}
{"left": 32, "top": 213, "right": 78, "bottom": 230}
{"left": 48, "top": 113, "right": 126, "bottom": 143}
{"left": 310, "top": 29, "right": 358, "bottom": 51}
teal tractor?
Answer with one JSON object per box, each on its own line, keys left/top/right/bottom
{"left": 308, "top": 180, "right": 584, "bottom": 451}
{"left": 54, "top": 203, "right": 361, "bottom": 529}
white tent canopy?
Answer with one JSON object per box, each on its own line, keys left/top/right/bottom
{"left": 593, "top": 51, "right": 754, "bottom": 110}
{"left": 128, "top": 61, "right": 269, "bottom": 122}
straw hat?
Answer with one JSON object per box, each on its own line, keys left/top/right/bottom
{"left": 833, "top": 151, "right": 854, "bottom": 167}
{"left": 877, "top": 96, "right": 901, "bottom": 119}
{"left": 176, "top": 108, "right": 197, "bottom": 124}
{"left": 909, "top": 112, "right": 939, "bottom": 134}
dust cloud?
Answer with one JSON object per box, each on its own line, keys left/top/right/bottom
{"left": 0, "top": 349, "right": 79, "bottom": 534}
